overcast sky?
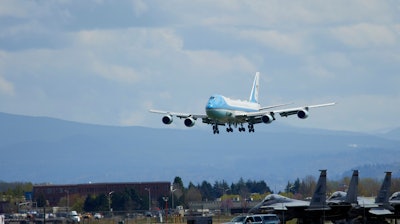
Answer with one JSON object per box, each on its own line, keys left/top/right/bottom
{"left": 1, "top": 0, "right": 399, "bottom": 133}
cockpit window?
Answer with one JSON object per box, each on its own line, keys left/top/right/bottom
{"left": 265, "top": 194, "right": 277, "bottom": 201}
{"left": 329, "top": 192, "right": 345, "bottom": 200}
{"left": 390, "top": 192, "right": 400, "bottom": 200}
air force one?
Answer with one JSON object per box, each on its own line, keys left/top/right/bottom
{"left": 150, "top": 72, "right": 335, "bottom": 134}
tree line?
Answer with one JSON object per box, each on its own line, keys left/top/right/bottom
{"left": 1, "top": 176, "right": 400, "bottom": 213}
{"left": 284, "top": 175, "right": 400, "bottom": 200}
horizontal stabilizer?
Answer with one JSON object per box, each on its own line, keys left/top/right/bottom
{"left": 369, "top": 208, "right": 393, "bottom": 215}
{"left": 305, "top": 206, "right": 331, "bottom": 211}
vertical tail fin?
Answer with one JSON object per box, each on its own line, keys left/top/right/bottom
{"left": 375, "top": 172, "right": 392, "bottom": 205}
{"left": 345, "top": 170, "right": 359, "bottom": 204}
{"left": 249, "top": 72, "right": 260, "bottom": 103}
{"left": 309, "top": 170, "right": 329, "bottom": 210}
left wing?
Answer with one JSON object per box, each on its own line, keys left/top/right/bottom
{"left": 274, "top": 103, "right": 336, "bottom": 118}
{"left": 237, "top": 102, "right": 336, "bottom": 124}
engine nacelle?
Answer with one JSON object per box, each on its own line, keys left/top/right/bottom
{"left": 184, "top": 117, "right": 195, "bottom": 127}
{"left": 261, "top": 114, "right": 274, "bottom": 124}
{"left": 162, "top": 115, "right": 173, "bottom": 124}
{"left": 297, "top": 109, "right": 309, "bottom": 119}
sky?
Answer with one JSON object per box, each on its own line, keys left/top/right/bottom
{"left": 1, "top": 0, "right": 400, "bottom": 133}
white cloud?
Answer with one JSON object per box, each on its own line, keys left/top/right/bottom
{"left": 331, "top": 23, "right": 398, "bottom": 48}
{"left": 131, "top": 0, "right": 148, "bottom": 17}
{"left": 238, "top": 29, "right": 306, "bottom": 54}
{"left": 0, "top": 75, "right": 14, "bottom": 96}
{"left": 0, "top": 0, "right": 38, "bottom": 18}
{"left": 91, "top": 62, "right": 141, "bottom": 84}
{"left": 316, "top": 94, "right": 400, "bottom": 132}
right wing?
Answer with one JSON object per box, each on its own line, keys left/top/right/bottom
{"left": 149, "top": 109, "right": 206, "bottom": 119}
{"left": 149, "top": 109, "right": 214, "bottom": 127}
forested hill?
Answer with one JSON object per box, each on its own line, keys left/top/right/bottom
{"left": 0, "top": 112, "right": 399, "bottom": 189}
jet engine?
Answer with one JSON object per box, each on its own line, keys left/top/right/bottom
{"left": 184, "top": 117, "right": 195, "bottom": 127}
{"left": 261, "top": 114, "right": 274, "bottom": 124}
{"left": 162, "top": 115, "right": 173, "bottom": 124}
{"left": 297, "top": 109, "right": 309, "bottom": 119}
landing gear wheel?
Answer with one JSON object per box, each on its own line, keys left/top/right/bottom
{"left": 212, "top": 125, "right": 220, "bottom": 134}
{"left": 248, "top": 124, "right": 255, "bottom": 132}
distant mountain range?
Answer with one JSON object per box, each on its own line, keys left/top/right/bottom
{"left": 0, "top": 112, "right": 399, "bottom": 191}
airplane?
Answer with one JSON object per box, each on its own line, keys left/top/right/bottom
{"left": 348, "top": 172, "right": 394, "bottom": 222}
{"left": 389, "top": 191, "right": 400, "bottom": 220}
{"left": 326, "top": 170, "right": 359, "bottom": 206}
{"left": 150, "top": 72, "right": 335, "bottom": 134}
{"left": 325, "top": 170, "right": 362, "bottom": 223}
{"left": 248, "top": 170, "right": 330, "bottom": 223}
{"left": 389, "top": 192, "right": 400, "bottom": 205}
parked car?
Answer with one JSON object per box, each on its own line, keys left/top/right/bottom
{"left": 82, "top": 213, "right": 92, "bottom": 219}
{"left": 225, "top": 215, "right": 262, "bottom": 224}
{"left": 224, "top": 214, "right": 280, "bottom": 224}
{"left": 94, "top": 213, "right": 103, "bottom": 219}
{"left": 68, "top": 211, "right": 80, "bottom": 223}
{"left": 247, "top": 215, "right": 263, "bottom": 224}
{"left": 224, "top": 215, "right": 248, "bottom": 224}
{"left": 259, "top": 214, "right": 280, "bottom": 224}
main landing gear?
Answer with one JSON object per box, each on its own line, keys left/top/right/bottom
{"left": 238, "top": 124, "right": 245, "bottom": 132}
{"left": 212, "top": 123, "right": 255, "bottom": 134}
{"left": 213, "top": 124, "right": 220, "bottom": 134}
{"left": 248, "top": 124, "right": 255, "bottom": 132}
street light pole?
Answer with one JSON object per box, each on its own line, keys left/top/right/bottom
{"left": 108, "top": 191, "right": 114, "bottom": 213}
{"left": 220, "top": 188, "right": 230, "bottom": 215}
{"left": 170, "top": 186, "right": 177, "bottom": 211}
{"left": 163, "top": 197, "right": 169, "bottom": 224}
{"left": 145, "top": 188, "right": 151, "bottom": 211}
{"left": 65, "top": 190, "right": 69, "bottom": 213}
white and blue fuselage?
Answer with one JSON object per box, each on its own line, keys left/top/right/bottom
{"left": 205, "top": 94, "right": 260, "bottom": 123}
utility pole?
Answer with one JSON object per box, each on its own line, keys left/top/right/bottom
{"left": 65, "top": 190, "right": 69, "bottom": 213}
{"left": 163, "top": 197, "right": 169, "bottom": 224}
{"left": 145, "top": 188, "right": 151, "bottom": 211}
{"left": 108, "top": 191, "right": 114, "bottom": 215}
{"left": 170, "top": 186, "right": 177, "bottom": 211}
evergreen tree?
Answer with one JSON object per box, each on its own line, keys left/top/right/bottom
{"left": 172, "top": 176, "right": 185, "bottom": 207}
{"left": 199, "top": 181, "right": 214, "bottom": 201}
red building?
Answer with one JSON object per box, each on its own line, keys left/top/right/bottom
{"left": 33, "top": 182, "right": 171, "bottom": 207}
